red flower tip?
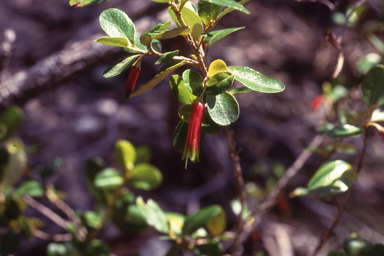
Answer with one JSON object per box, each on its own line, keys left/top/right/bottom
{"left": 311, "top": 95, "right": 324, "bottom": 110}
{"left": 379, "top": 129, "right": 384, "bottom": 139}
{"left": 124, "top": 63, "right": 141, "bottom": 99}
{"left": 75, "top": 3, "right": 82, "bottom": 8}
{"left": 182, "top": 102, "right": 204, "bottom": 168}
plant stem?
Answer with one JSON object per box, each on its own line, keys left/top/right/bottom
{"left": 312, "top": 114, "right": 370, "bottom": 255}
{"left": 224, "top": 126, "right": 246, "bottom": 256}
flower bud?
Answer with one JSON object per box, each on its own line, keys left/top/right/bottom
{"left": 124, "top": 62, "right": 141, "bottom": 99}
{"left": 182, "top": 102, "right": 204, "bottom": 167}
{"left": 311, "top": 95, "right": 324, "bottom": 110}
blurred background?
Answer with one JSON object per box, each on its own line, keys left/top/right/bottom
{"left": 1, "top": 0, "right": 384, "bottom": 255}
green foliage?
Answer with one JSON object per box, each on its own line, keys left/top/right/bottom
{"left": 362, "top": 64, "right": 384, "bottom": 107}
{"left": 103, "top": 55, "right": 139, "bottom": 78}
{"left": 0, "top": 106, "right": 22, "bottom": 143}
{"left": 206, "top": 92, "right": 239, "bottom": 126}
{"left": 204, "top": 27, "right": 244, "bottom": 48}
{"left": 182, "top": 205, "right": 221, "bottom": 235}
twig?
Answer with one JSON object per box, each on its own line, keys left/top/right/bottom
{"left": 312, "top": 115, "right": 370, "bottom": 255}
{"left": 34, "top": 229, "right": 72, "bottom": 242}
{"left": 224, "top": 126, "right": 246, "bottom": 256}
{"left": 22, "top": 195, "right": 68, "bottom": 230}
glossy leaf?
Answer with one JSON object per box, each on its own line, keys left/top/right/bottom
{"left": 94, "top": 168, "right": 124, "bottom": 190}
{"left": 128, "top": 163, "right": 162, "bottom": 190}
{"left": 200, "top": 0, "right": 250, "bottom": 14}
{"left": 156, "top": 50, "right": 180, "bottom": 65}
{"left": 85, "top": 158, "right": 106, "bottom": 201}
{"left": 136, "top": 197, "right": 169, "bottom": 233}
{"left": 206, "top": 72, "right": 234, "bottom": 95}
{"left": 183, "top": 70, "right": 204, "bottom": 96}
{"left": 204, "top": 27, "right": 244, "bottom": 48}
{"left": 165, "top": 212, "right": 185, "bottom": 236}
{"left": 178, "top": 104, "right": 192, "bottom": 123}
{"left": 170, "top": 75, "right": 196, "bottom": 104}
{"left": 0, "top": 106, "right": 23, "bottom": 143}
{"left": 371, "top": 108, "right": 384, "bottom": 122}
{"left": 326, "top": 124, "right": 363, "bottom": 138}
{"left": 216, "top": 0, "right": 251, "bottom": 20}
{"left": 94, "top": 37, "right": 130, "bottom": 48}
{"left": 15, "top": 180, "right": 44, "bottom": 197}
{"left": 229, "top": 86, "right": 253, "bottom": 95}
{"left": 206, "top": 206, "right": 226, "bottom": 235}
{"left": 153, "top": 27, "right": 190, "bottom": 40}
{"left": 173, "top": 121, "right": 189, "bottom": 152}
{"left": 100, "top": 8, "right": 135, "bottom": 45}
{"left": 115, "top": 140, "right": 136, "bottom": 171}
{"left": 292, "top": 160, "right": 357, "bottom": 197}
{"left": 143, "top": 21, "right": 172, "bottom": 35}
{"left": 181, "top": 7, "right": 204, "bottom": 41}
{"left": 362, "top": 65, "right": 384, "bottom": 107}
{"left": 182, "top": 205, "right": 221, "bottom": 235}
{"left": 103, "top": 55, "right": 139, "bottom": 78}
{"left": 130, "top": 60, "right": 185, "bottom": 98}
{"left": 228, "top": 66, "right": 285, "bottom": 93}
{"left": 208, "top": 59, "right": 228, "bottom": 77}
{"left": 207, "top": 92, "right": 240, "bottom": 126}
{"left": 201, "top": 113, "right": 223, "bottom": 135}
{"left": 198, "top": 1, "right": 222, "bottom": 26}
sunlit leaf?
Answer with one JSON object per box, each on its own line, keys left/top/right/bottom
{"left": 182, "top": 205, "right": 221, "bottom": 235}
{"left": 94, "top": 168, "right": 124, "bottom": 190}
{"left": 99, "top": 8, "right": 135, "bottom": 44}
{"left": 207, "top": 92, "right": 239, "bottom": 126}
{"left": 128, "top": 163, "right": 162, "bottom": 190}
{"left": 103, "top": 55, "right": 139, "bottom": 78}
{"left": 115, "top": 140, "right": 136, "bottom": 171}
{"left": 208, "top": 59, "right": 228, "bottom": 77}
{"left": 326, "top": 124, "right": 363, "bottom": 138}
{"left": 228, "top": 66, "right": 285, "bottom": 93}
{"left": 156, "top": 50, "right": 180, "bottom": 65}
{"left": 200, "top": 0, "right": 250, "bottom": 14}
{"left": 206, "top": 206, "right": 226, "bottom": 235}
{"left": 170, "top": 75, "right": 196, "bottom": 104}
{"left": 178, "top": 104, "right": 192, "bottom": 123}
{"left": 136, "top": 197, "right": 169, "bottom": 233}
{"left": 204, "top": 27, "right": 244, "bottom": 48}
{"left": 198, "top": 1, "right": 222, "bottom": 26}
{"left": 206, "top": 72, "right": 234, "bottom": 95}
{"left": 362, "top": 64, "right": 384, "bottom": 107}
{"left": 183, "top": 70, "right": 204, "bottom": 96}
{"left": 15, "top": 181, "right": 44, "bottom": 197}
{"left": 94, "top": 37, "right": 130, "bottom": 48}
{"left": 371, "top": 108, "right": 384, "bottom": 122}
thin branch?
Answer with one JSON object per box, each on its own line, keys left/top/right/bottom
{"left": 34, "top": 230, "right": 72, "bottom": 242}
{"left": 224, "top": 126, "right": 246, "bottom": 256}
{"left": 22, "top": 195, "right": 68, "bottom": 230}
{"left": 312, "top": 114, "right": 370, "bottom": 255}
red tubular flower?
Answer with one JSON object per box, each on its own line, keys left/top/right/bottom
{"left": 124, "top": 62, "right": 141, "bottom": 99}
{"left": 311, "top": 95, "right": 324, "bottom": 110}
{"left": 182, "top": 102, "right": 204, "bottom": 167}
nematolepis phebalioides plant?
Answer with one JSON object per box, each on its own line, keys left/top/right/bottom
{"left": 89, "top": 0, "right": 285, "bottom": 167}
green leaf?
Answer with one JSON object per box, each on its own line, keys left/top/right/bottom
{"left": 151, "top": 0, "right": 170, "bottom": 2}
{"left": 198, "top": 1, "right": 222, "bottom": 26}
{"left": 156, "top": 50, "right": 180, "bottom": 65}
{"left": 173, "top": 121, "right": 189, "bottom": 152}
{"left": 216, "top": 0, "right": 251, "bottom": 20}
{"left": 94, "top": 37, "right": 130, "bottom": 48}
{"left": 82, "top": 211, "right": 102, "bottom": 229}
{"left": 208, "top": 59, "right": 229, "bottom": 77}
{"left": 128, "top": 163, "right": 162, "bottom": 190}
{"left": 18, "top": 216, "right": 36, "bottom": 239}
{"left": 136, "top": 197, "right": 169, "bottom": 233}
{"left": 1, "top": 139, "right": 27, "bottom": 187}
{"left": 124, "top": 38, "right": 157, "bottom": 53}
{"left": 94, "top": 168, "right": 124, "bottom": 190}
{"left": 85, "top": 158, "right": 106, "bottom": 201}
{"left": 85, "top": 240, "right": 110, "bottom": 256}
{"left": 170, "top": 75, "right": 196, "bottom": 104}
{"left": 112, "top": 191, "right": 148, "bottom": 233}
{"left": 343, "top": 235, "right": 372, "bottom": 256}
{"left": 115, "top": 140, "right": 136, "bottom": 170}
{"left": 194, "top": 242, "right": 223, "bottom": 256}
{"left": 178, "top": 104, "right": 192, "bottom": 123}
{"left": 181, "top": 7, "right": 204, "bottom": 41}
{"left": 0, "top": 230, "right": 19, "bottom": 256}
{"left": 206, "top": 205, "right": 226, "bottom": 235}
{"left": 182, "top": 205, "right": 221, "bottom": 235}
{"left": 201, "top": 113, "right": 223, "bottom": 135}
{"left": 206, "top": 72, "right": 234, "bottom": 95}
{"left": 135, "top": 146, "right": 151, "bottom": 164}
{"left": 200, "top": 0, "right": 250, "bottom": 14}
{"left": 362, "top": 64, "right": 384, "bottom": 107}
{"left": 326, "top": 124, "right": 363, "bottom": 138}
{"left": 204, "top": 27, "right": 244, "bottom": 48}
{"left": 207, "top": 92, "right": 240, "bottom": 126}
{"left": 371, "top": 108, "right": 384, "bottom": 122}
{"left": 229, "top": 86, "right": 253, "bottom": 95}
{"left": 130, "top": 60, "right": 186, "bottom": 98}
{"left": 103, "top": 55, "right": 139, "bottom": 78}
{"left": 0, "top": 106, "right": 23, "bottom": 143}
{"left": 183, "top": 69, "right": 204, "bottom": 96}
{"left": 153, "top": 27, "right": 190, "bottom": 40}
{"left": 165, "top": 212, "right": 185, "bottom": 235}
{"left": 357, "top": 53, "right": 381, "bottom": 74}
{"left": 15, "top": 180, "right": 44, "bottom": 197}
{"left": 144, "top": 21, "right": 172, "bottom": 34}
{"left": 99, "top": 8, "right": 135, "bottom": 44}
{"left": 228, "top": 66, "right": 285, "bottom": 93}
{"left": 292, "top": 160, "right": 357, "bottom": 197}
{"left": 47, "top": 243, "right": 69, "bottom": 256}
{"left": 69, "top": 0, "right": 111, "bottom": 7}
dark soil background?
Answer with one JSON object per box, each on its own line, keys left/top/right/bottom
{"left": 1, "top": 0, "right": 384, "bottom": 255}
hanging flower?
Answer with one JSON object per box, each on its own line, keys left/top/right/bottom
{"left": 124, "top": 61, "right": 141, "bottom": 99}
{"left": 182, "top": 102, "right": 204, "bottom": 167}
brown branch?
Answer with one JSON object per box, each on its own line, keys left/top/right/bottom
{"left": 224, "top": 126, "right": 246, "bottom": 256}
{"left": 22, "top": 195, "right": 68, "bottom": 230}
{"left": 34, "top": 230, "right": 72, "bottom": 242}
{"left": 312, "top": 116, "right": 370, "bottom": 255}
